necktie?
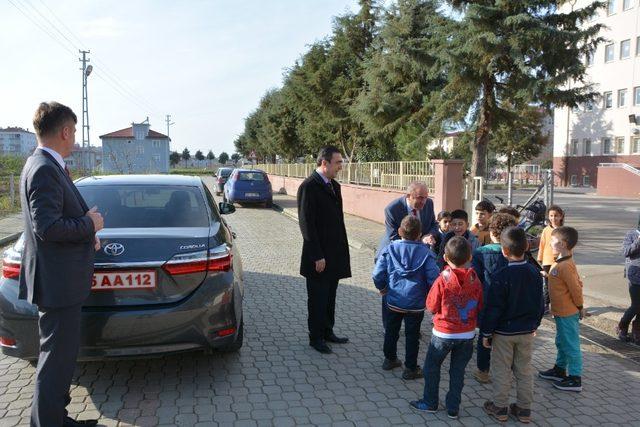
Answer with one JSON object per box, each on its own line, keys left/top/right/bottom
{"left": 64, "top": 165, "right": 71, "bottom": 177}
{"left": 327, "top": 181, "right": 335, "bottom": 195}
{"left": 411, "top": 209, "right": 417, "bottom": 217}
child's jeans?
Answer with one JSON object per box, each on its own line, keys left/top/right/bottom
{"left": 383, "top": 309, "right": 424, "bottom": 369}
{"left": 555, "top": 313, "right": 582, "bottom": 376}
{"left": 423, "top": 335, "right": 474, "bottom": 412}
{"left": 491, "top": 333, "right": 534, "bottom": 409}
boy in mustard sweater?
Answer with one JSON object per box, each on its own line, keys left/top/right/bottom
{"left": 538, "top": 226, "right": 584, "bottom": 392}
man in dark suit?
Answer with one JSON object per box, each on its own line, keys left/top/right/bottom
{"left": 297, "top": 146, "right": 351, "bottom": 354}
{"left": 375, "top": 182, "right": 438, "bottom": 328}
{"left": 20, "top": 102, "right": 104, "bottom": 427}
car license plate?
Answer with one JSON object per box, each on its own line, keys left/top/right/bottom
{"left": 245, "top": 192, "right": 259, "bottom": 197}
{"left": 92, "top": 270, "right": 156, "bottom": 290}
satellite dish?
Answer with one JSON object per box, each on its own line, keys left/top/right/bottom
{"left": 85, "top": 64, "right": 93, "bottom": 77}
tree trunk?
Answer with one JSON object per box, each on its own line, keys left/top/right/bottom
{"left": 471, "top": 78, "right": 495, "bottom": 178}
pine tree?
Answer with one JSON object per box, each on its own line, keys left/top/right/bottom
{"left": 431, "top": 1, "right": 605, "bottom": 177}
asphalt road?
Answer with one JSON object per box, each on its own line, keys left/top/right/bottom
{"left": 485, "top": 188, "right": 640, "bottom": 305}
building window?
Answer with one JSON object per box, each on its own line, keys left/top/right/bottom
{"left": 605, "top": 43, "right": 615, "bottom": 62}
{"left": 583, "top": 175, "right": 591, "bottom": 186}
{"left": 136, "top": 145, "right": 144, "bottom": 155}
{"left": 633, "top": 137, "right": 640, "bottom": 153}
{"left": 615, "top": 136, "right": 625, "bottom": 154}
{"left": 624, "top": 0, "right": 633, "bottom": 10}
{"left": 152, "top": 154, "right": 160, "bottom": 162}
{"left": 585, "top": 51, "right": 594, "bottom": 66}
{"left": 637, "top": 36, "right": 640, "bottom": 56}
{"left": 571, "top": 138, "right": 579, "bottom": 155}
{"left": 603, "top": 91, "right": 613, "bottom": 108}
{"left": 621, "top": 39, "right": 631, "bottom": 59}
{"left": 618, "top": 89, "right": 628, "bottom": 107}
{"left": 608, "top": 0, "right": 617, "bottom": 14}
{"left": 571, "top": 104, "right": 580, "bottom": 114}
{"left": 570, "top": 175, "right": 578, "bottom": 186}
{"left": 583, "top": 138, "right": 591, "bottom": 155}
{"left": 602, "top": 137, "right": 612, "bottom": 154}
{"left": 585, "top": 100, "right": 594, "bottom": 111}
{"left": 152, "top": 140, "right": 161, "bottom": 148}
{"left": 635, "top": 87, "right": 640, "bottom": 105}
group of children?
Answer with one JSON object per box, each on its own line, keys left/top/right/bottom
{"left": 372, "top": 201, "right": 584, "bottom": 422}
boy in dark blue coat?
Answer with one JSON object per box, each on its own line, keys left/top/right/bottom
{"left": 373, "top": 215, "right": 439, "bottom": 380}
{"left": 470, "top": 213, "right": 517, "bottom": 383}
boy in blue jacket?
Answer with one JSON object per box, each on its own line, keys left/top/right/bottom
{"left": 373, "top": 215, "right": 439, "bottom": 380}
{"left": 470, "top": 213, "right": 517, "bottom": 383}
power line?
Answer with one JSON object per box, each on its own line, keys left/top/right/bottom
{"left": 11, "top": 0, "right": 165, "bottom": 121}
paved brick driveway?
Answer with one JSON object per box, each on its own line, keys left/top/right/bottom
{"left": 1, "top": 206, "right": 639, "bottom": 426}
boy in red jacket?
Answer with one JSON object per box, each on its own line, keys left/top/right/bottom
{"left": 410, "top": 236, "right": 483, "bottom": 420}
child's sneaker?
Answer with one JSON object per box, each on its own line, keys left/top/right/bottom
{"left": 402, "top": 366, "right": 423, "bottom": 380}
{"left": 473, "top": 369, "right": 491, "bottom": 384}
{"left": 409, "top": 400, "right": 438, "bottom": 413}
{"left": 538, "top": 365, "right": 567, "bottom": 382}
{"left": 483, "top": 401, "right": 508, "bottom": 422}
{"left": 616, "top": 326, "right": 630, "bottom": 342}
{"left": 447, "top": 410, "right": 459, "bottom": 419}
{"left": 509, "top": 403, "right": 531, "bottom": 423}
{"left": 553, "top": 375, "right": 582, "bottom": 392}
{"left": 381, "top": 358, "right": 402, "bottom": 371}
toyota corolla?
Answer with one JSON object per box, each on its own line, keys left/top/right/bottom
{"left": 0, "top": 174, "right": 244, "bottom": 360}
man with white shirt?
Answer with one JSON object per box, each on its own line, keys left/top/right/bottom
{"left": 19, "top": 102, "right": 103, "bottom": 427}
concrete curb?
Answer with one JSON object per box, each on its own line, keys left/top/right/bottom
{"left": 272, "top": 202, "right": 373, "bottom": 253}
{"left": 0, "top": 232, "right": 21, "bottom": 247}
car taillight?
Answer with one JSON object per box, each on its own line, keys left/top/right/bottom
{"left": 0, "top": 336, "right": 17, "bottom": 347}
{"left": 218, "top": 178, "right": 223, "bottom": 183}
{"left": 1, "top": 259, "right": 20, "bottom": 279}
{"left": 162, "top": 245, "right": 232, "bottom": 276}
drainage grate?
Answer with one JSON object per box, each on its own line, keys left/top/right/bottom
{"left": 579, "top": 322, "right": 640, "bottom": 366}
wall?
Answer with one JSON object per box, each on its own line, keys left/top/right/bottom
{"left": 267, "top": 159, "right": 465, "bottom": 224}
{"left": 553, "top": 154, "right": 640, "bottom": 187}
{"left": 596, "top": 165, "right": 640, "bottom": 198}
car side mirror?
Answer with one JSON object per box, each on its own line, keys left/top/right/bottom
{"left": 219, "top": 202, "right": 236, "bottom": 215}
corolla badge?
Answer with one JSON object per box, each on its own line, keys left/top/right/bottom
{"left": 103, "top": 243, "right": 125, "bottom": 256}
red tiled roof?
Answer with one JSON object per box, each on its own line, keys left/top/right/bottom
{"left": 99, "top": 127, "right": 169, "bottom": 139}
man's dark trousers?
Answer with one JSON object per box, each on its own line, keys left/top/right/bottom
{"left": 306, "top": 277, "right": 339, "bottom": 341}
{"left": 32, "top": 304, "right": 82, "bottom": 427}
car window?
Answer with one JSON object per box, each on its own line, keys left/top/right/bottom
{"left": 202, "top": 184, "right": 222, "bottom": 221}
{"left": 78, "top": 185, "right": 210, "bottom": 228}
{"left": 238, "top": 171, "right": 265, "bottom": 181}
{"left": 219, "top": 169, "right": 232, "bottom": 177}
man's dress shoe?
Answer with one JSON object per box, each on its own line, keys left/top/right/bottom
{"left": 309, "top": 340, "right": 332, "bottom": 354}
{"left": 325, "top": 333, "right": 349, "bottom": 344}
{"left": 63, "top": 416, "right": 98, "bottom": 427}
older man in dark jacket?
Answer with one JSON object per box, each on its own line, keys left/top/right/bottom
{"left": 297, "top": 146, "right": 351, "bottom": 354}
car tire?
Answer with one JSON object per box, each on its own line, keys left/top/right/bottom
{"left": 218, "top": 319, "right": 243, "bottom": 353}
{"left": 265, "top": 200, "right": 273, "bottom": 208}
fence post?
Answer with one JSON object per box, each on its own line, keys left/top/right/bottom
{"left": 507, "top": 171, "right": 514, "bottom": 206}
{"left": 399, "top": 162, "right": 404, "bottom": 189}
{"left": 369, "top": 163, "right": 373, "bottom": 186}
{"left": 9, "top": 174, "right": 15, "bottom": 207}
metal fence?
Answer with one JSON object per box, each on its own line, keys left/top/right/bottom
{"left": 0, "top": 174, "right": 19, "bottom": 216}
{"left": 255, "top": 161, "right": 435, "bottom": 192}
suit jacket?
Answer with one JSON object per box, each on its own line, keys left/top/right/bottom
{"left": 19, "top": 149, "right": 96, "bottom": 308}
{"left": 297, "top": 171, "right": 351, "bottom": 280}
{"left": 376, "top": 196, "right": 438, "bottom": 259}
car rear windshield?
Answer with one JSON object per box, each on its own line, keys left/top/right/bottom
{"left": 78, "top": 185, "right": 210, "bottom": 228}
{"left": 238, "top": 171, "right": 266, "bottom": 181}
{"left": 219, "top": 169, "right": 233, "bottom": 177}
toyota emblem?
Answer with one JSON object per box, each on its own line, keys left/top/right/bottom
{"left": 103, "top": 243, "right": 125, "bottom": 256}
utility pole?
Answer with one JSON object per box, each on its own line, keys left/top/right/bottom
{"left": 165, "top": 114, "right": 175, "bottom": 149}
{"left": 79, "top": 50, "right": 92, "bottom": 172}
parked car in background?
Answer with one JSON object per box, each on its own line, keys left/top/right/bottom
{"left": 0, "top": 174, "right": 244, "bottom": 361}
{"left": 223, "top": 169, "right": 273, "bottom": 208}
{"left": 215, "top": 167, "right": 234, "bottom": 195}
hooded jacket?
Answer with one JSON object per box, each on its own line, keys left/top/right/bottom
{"left": 372, "top": 239, "right": 439, "bottom": 313}
{"left": 427, "top": 267, "right": 483, "bottom": 335}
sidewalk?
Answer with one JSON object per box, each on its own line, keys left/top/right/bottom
{"left": 0, "top": 213, "right": 22, "bottom": 246}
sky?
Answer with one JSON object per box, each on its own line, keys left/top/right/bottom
{"left": 1, "top": 0, "right": 360, "bottom": 157}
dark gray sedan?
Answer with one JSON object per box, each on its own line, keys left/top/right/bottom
{"left": 0, "top": 174, "right": 243, "bottom": 360}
